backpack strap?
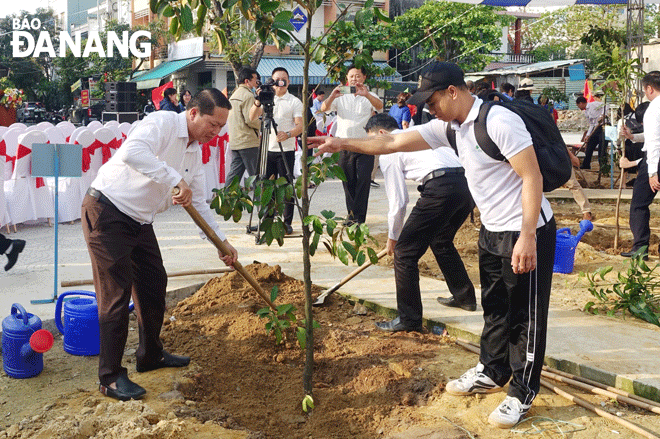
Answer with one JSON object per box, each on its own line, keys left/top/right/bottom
{"left": 445, "top": 123, "right": 458, "bottom": 154}
{"left": 473, "top": 101, "right": 507, "bottom": 162}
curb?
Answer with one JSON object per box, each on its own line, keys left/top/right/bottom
{"left": 339, "top": 291, "right": 660, "bottom": 404}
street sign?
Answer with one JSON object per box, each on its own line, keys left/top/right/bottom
{"left": 81, "top": 89, "right": 90, "bottom": 107}
{"left": 290, "top": 7, "right": 307, "bottom": 32}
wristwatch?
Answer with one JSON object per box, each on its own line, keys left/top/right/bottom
{"left": 286, "top": 131, "right": 291, "bottom": 138}
{"left": 651, "top": 172, "right": 658, "bottom": 178}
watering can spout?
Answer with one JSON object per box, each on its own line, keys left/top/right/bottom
{"left": 574, "top": 220, "right": 594, "bottom": 242}
{"left": 20, "top": 329, "right": 54, "bottom": 358}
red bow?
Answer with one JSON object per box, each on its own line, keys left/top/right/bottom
{"left": 65, "top": 135, "right": 70, "bottom": 143}
{"left": 81, "top": 140, "right": 97, "bottom": 173}
{"left": 101, "top": 138, "right": 119, "bottom": 164}
{"left": 0, "top": 139, "right": 5, "bottom": 157}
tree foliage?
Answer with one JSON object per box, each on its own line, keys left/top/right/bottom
{"left": 390, "top": 0, "right": 505, "bottom": 73}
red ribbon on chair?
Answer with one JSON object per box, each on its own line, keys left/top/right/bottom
{"left": 0, "top": 139, "right": 5, "bottom": 157}
{"left": 101, "top": 138, "right": 118, "bottom": 164}
{"left": 218, "top": 132, "right": 229, "bottom": 185}
{"left": 80, "top": 140, "right": 97, "bottom": 173}
{"left": 65, "top": 135, "right": 70, "bottom": 143}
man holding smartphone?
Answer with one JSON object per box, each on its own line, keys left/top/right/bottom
{"left": 321, "top": 64, "right": 383, "bottom": 225}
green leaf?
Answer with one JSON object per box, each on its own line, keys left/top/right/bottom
{"left": 181, "top": 5, "right": 194, "bottom": 32}
{"left": 302, "top": 394, "right": 315, "bottom": 412}
{"left": 150, "top": 0, "right": 161, "bottom": 14}
{"left": 374, "top": 7, "right": 392, "bottom": 23}
{"left": 196, "top": 4, "right": 207, "bottom": 34}
{"left": 262, "top": 185, "right": 274, "bottom": 205}
{"left": 321, "top": 210, "right": 334, "bottom": 219}
{"left": 232, "top": 207, "right": 242, "bottom": 222}
{"left": 260, "top": 1, "right": 280, "bottom": 13}
{"left": 364, "top": 0, "right": 374, "bottom": 9}
{"left": 367, "top": 247, "right": 379, "bottom": 264}
{"left": 310, "top": 232, "right": 320, "bottom": 256}
{"left": 162, "top": 5, "right": 175, "bottom": 17}
{"left": 337, "top": 244, "right": 348, "bottom": 265}
{"left": 169, "top": 16, "right": 179, "bottom": 35}
{"left": 313, "top": 217, "right": 323, "bottom": 235}
{"left": 270, "top": 285, "right": 279, "bottom": 303}
{"left": 342, "top": 241, "right": 357, "bottom": 260}
{"left": 256, "top": 307, "right": 271, "bottom": 317}
{"left": 356, "top": 251, "right": 365, "bottom": 266}
{"left": 202, "top": 0, "right": 211, "bottom": 7}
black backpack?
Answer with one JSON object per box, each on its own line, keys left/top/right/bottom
{"left": 446, "top": 92, "right": 572, "bottom": 192}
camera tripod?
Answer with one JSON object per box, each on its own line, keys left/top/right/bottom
{"left": 246, "top": 105, "right": 299, "bottom": 244}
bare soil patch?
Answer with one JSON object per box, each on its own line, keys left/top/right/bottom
{"left": 2, "top": 200, "right": 660, "bottom": 438}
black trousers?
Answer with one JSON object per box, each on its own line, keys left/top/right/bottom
{"left": 478, "top": 217, "right": 555, "bottom": 405}
{"left": 630, "top": 157, "right": 658, "bottom": 252}
{"left": 265, "top": 150, "right": 295, "bottom": 226}
{"left": 339, "top": 151, "right": 374, "bottom": 224}
{"left": 82, "top": 193, "right": 168, "bottom": 386}
{"left": 395, "top": 174, "right": 476, "bottom": 327}
{"left": 581, "top": 125, "right": 605, "bottom": 169}
{"left": 0, "top": 233, "right": 11, "bottom": 254}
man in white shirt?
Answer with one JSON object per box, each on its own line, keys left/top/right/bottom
{"left": 309, "top": 62, "right": 555, "bottom": 429}
{"left": 577, "top": 93, "right": 607, "bottom": 170}
{"left": 621, "top": 71, "right": 660, "bottom": 259}
{"left": 367, "top": 114, "right": 476, "bottom": 334}
{"left": 251, "top": 67, "right": 304, "bottom": 234}
{"left": 321, "top": 64, "right": 383, "bottom": 224}
{"left": 82, "top": 89, "right": 238, "bottom": 402}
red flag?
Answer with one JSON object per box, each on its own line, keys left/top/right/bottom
{"left": 152, "top": 81, "right": 173, "bottom": 110}
{"left": 584, "top": 79, "right": 594, "bottom": 103}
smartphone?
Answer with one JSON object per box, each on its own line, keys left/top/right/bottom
{"left": 340, "top": 86, "right": 356, "bottom": 94}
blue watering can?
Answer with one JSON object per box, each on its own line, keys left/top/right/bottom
{"left": 553, "top": 220, "right": 594, "bottom": 274}
{"left": 2, "top": 303, "right": 54, "bottom": 379}
{"left": 55, "top": 290, "right": 134, "bottom": 356}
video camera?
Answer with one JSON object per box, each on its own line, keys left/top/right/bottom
{"left": 257, "top": 78, "right": 286, "bottom": 113}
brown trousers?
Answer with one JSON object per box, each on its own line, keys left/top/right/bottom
{"left": 82, "top": 193, "right": 167, "bottom": 386}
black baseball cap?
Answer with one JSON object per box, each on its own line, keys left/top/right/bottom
{"left": 407, "top": 62, "right": 466, "bottom": 106}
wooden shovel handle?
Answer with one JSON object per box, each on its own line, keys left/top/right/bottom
{"left": 173, "top": 188, "right": 276, "bottom": 310}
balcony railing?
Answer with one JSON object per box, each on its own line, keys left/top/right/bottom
{"left": 496, "top": 53, "right": 536, "bottom": 64}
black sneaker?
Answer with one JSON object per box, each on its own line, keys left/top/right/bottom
{"left": 4, "top": 239, "right": 25, "bottom": 271}
{"left": 370, "top": 180, "right": 380, "bottom": 188}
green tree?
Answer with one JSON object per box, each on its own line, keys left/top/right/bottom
{"left": 390, "top": 0, "right": 505, "bottom": 73}
{"left": 152, "top": 0, "right": 388, "bottom": 405}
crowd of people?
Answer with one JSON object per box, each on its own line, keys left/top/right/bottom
{"left": 4, "top": 59, "right": 659, "bottom": 431}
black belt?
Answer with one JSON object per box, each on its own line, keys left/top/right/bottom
{"left": 87, "top": 187, "right": 113, "bottom": 206}
{"left": 420, "top": 167, "right": 464, "bottom": 185}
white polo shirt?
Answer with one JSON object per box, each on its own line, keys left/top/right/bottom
{"left": 268, "top": 91, "right": 303, "bottom": 152}
{"left": 416, "top": 98, "right": 553, "bottom": 232}
{"left": 379, "top": 127, "right": 463, "bottom": 240}
{"left": 330, "top": 92, "right": 379, "bottom": 138}
{"left": 642, "top": 96, "right": 660, "bottom": 175}
{"left": 92, "top": 111, "right": 226, "bottom": 240}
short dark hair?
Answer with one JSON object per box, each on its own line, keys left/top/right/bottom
{"left": 163, "top": 87, "right": 177, "bottom": 99}
{"left": 272, "top": 67, "right": 289, "bottom": 78}
{"left": 187, "top": 88, "right": 232, "bottom": 116}
{"left": 576, "top": 96, "right": 587, "bottom": 105}
{"left": 365, "top": 113, "right": 399, "bottom": 133}
{"left": 238, "top": 67, "right": 258, "bottom": 85}
{"left": 635, "top": 101, "right": 650, "bottom": 123}
{"left": 316, "top": 90, "right": 325, "bottom": 96}
{"left": 642, "top": 71, "right": 660, "bottom": 92}
{"left": 500, "top": 83, "right": 515, "bottom": 94}
{"left": 347, "top": 64, "right": 367, "bottom": 76}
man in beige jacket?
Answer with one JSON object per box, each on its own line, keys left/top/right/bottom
{"left": 226, "top": 67, "right": 262, "bottom": 185}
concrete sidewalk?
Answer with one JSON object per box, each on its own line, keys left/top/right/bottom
{"left": 1, "top": 177, "right": 658, "bottom": 402}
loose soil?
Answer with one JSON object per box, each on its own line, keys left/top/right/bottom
{"left": 2, "top": 199, "right": 660, "bottom": 439}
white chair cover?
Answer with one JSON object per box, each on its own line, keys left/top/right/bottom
{"left": 44, "top": 127, "right": 81, "bottom": 223}
{"left": 86, "top": 121, "right": 103, "bottom": 131}
{"left": 71, "top": 129, "right": 95, "bottom": 205}
{"left": 8, "top": 123, "right": 27, "bottom": 130}
{"left": 104, "top": 120, "right": 119, "bottom": 128}
{"left": 2, "top": 128, "right": 23, "bottom": 181}
{"left": 0, "top": 130, "right": 9, "bottom": 227}
{"left": 56, "top": 121, "right": 76, "bottom": 142}
{"left": 5, "top": 130, "right": 54, "bottom": 225}
{"left": 24, "top": 126, "right": 40, "bottom": 132}
{"left": 0, "top": 127, "right": 8, "bottom": 138}
{"left": 36, "top": 121, "right": 54, "bottom": 130}
{"left": 91, "top": 128, "right": 118, "bottom": 176}
{"left": 118, "top": 122, "right": 132, "bottom": 140}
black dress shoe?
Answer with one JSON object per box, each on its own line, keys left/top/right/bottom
{"left": 136, "top": 351, "right": 190, "bottom": 373}
{"left": 247, "top": 225, "right": 258, "bottom": 233}
{"left": 4, "top": 239, "right": 25, "bottom": 271}
{"left": 621, "top": 250, "right": 649, "bottom": 260}
{"left": 437, "top": 297, "right": 477, "bottom": 311}
{"left": 285, "top": 224, "right": 293, "bottom": 235}
{"left": 99, "top": 374, "right": 146, "bottom": 401}
{"left": 374, "top": 317, "right": 423, "bottom": 333}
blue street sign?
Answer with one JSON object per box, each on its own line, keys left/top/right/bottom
{"left": 290, "top": 7, "right": 307, "bottom": 32}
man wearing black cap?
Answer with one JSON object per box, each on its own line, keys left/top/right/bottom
{"left": 309, "top": 62, "right": 555, "bottom": 429}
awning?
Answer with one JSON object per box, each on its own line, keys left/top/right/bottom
{"left": 472, "top": 59, "right": 586, "bottom": 76}
{"left": 132, "top": 57, "right": 203, "bottom": 90}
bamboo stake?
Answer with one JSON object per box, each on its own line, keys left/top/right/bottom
{"left": 61, "top": 267, "right": 233, "bottom": 287}
{"left": 542, "top": 369, "right": 660, "bottom": 415}
{"left": 540, "top": 378, "right": 660, "bottom": 439}
{"left": 542, "top": 366, "right": 660, "bottom": 410}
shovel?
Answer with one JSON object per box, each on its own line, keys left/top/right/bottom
{"left": 313, "top": 248, "right": 387, "bottom": 306}
{"left": 172, "top": 188, "right": 276, "bottom": 311}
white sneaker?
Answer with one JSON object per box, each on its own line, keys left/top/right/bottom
{"left": 445, "top": 363, "right": 502, "bottom": 396}
{"left": 488, "top": 395, "right": 531, "bottom": 428}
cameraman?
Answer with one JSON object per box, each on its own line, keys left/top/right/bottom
{"left": 255, "top": 67, "right": 303, "bottom": 235}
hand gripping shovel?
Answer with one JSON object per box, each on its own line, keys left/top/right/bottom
{"left": 313, "top": 248, "right": 387, "bottom": 306}
{"left": 173, "top": 188, "right": 276, "bottom": 311}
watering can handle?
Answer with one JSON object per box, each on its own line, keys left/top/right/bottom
{"left": 557, "top": 228, "right": 572, "bottom": 235}
{"left": 55, "top": 290, "right": 97, "bottom": 335}
{"left": 11, "top": 303, "right": 29, "bottom": 326}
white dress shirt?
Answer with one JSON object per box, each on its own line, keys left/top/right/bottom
{"left": 585, "top": 101, "right": 606, "bottom": 137}
{"left": 643, "top": 96, "right": 660, "bottom": 175}
{"left": 91, "top": 111, "right": 226, "bottom": 240}
{"left": 379, "top": 132, "right": 463, "bottom": 240}
{"left": 268, "top": 92, "right": 303, "bottom": 152}
{"left": 330, "top": 92, "right": 379, "bottom": 138}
